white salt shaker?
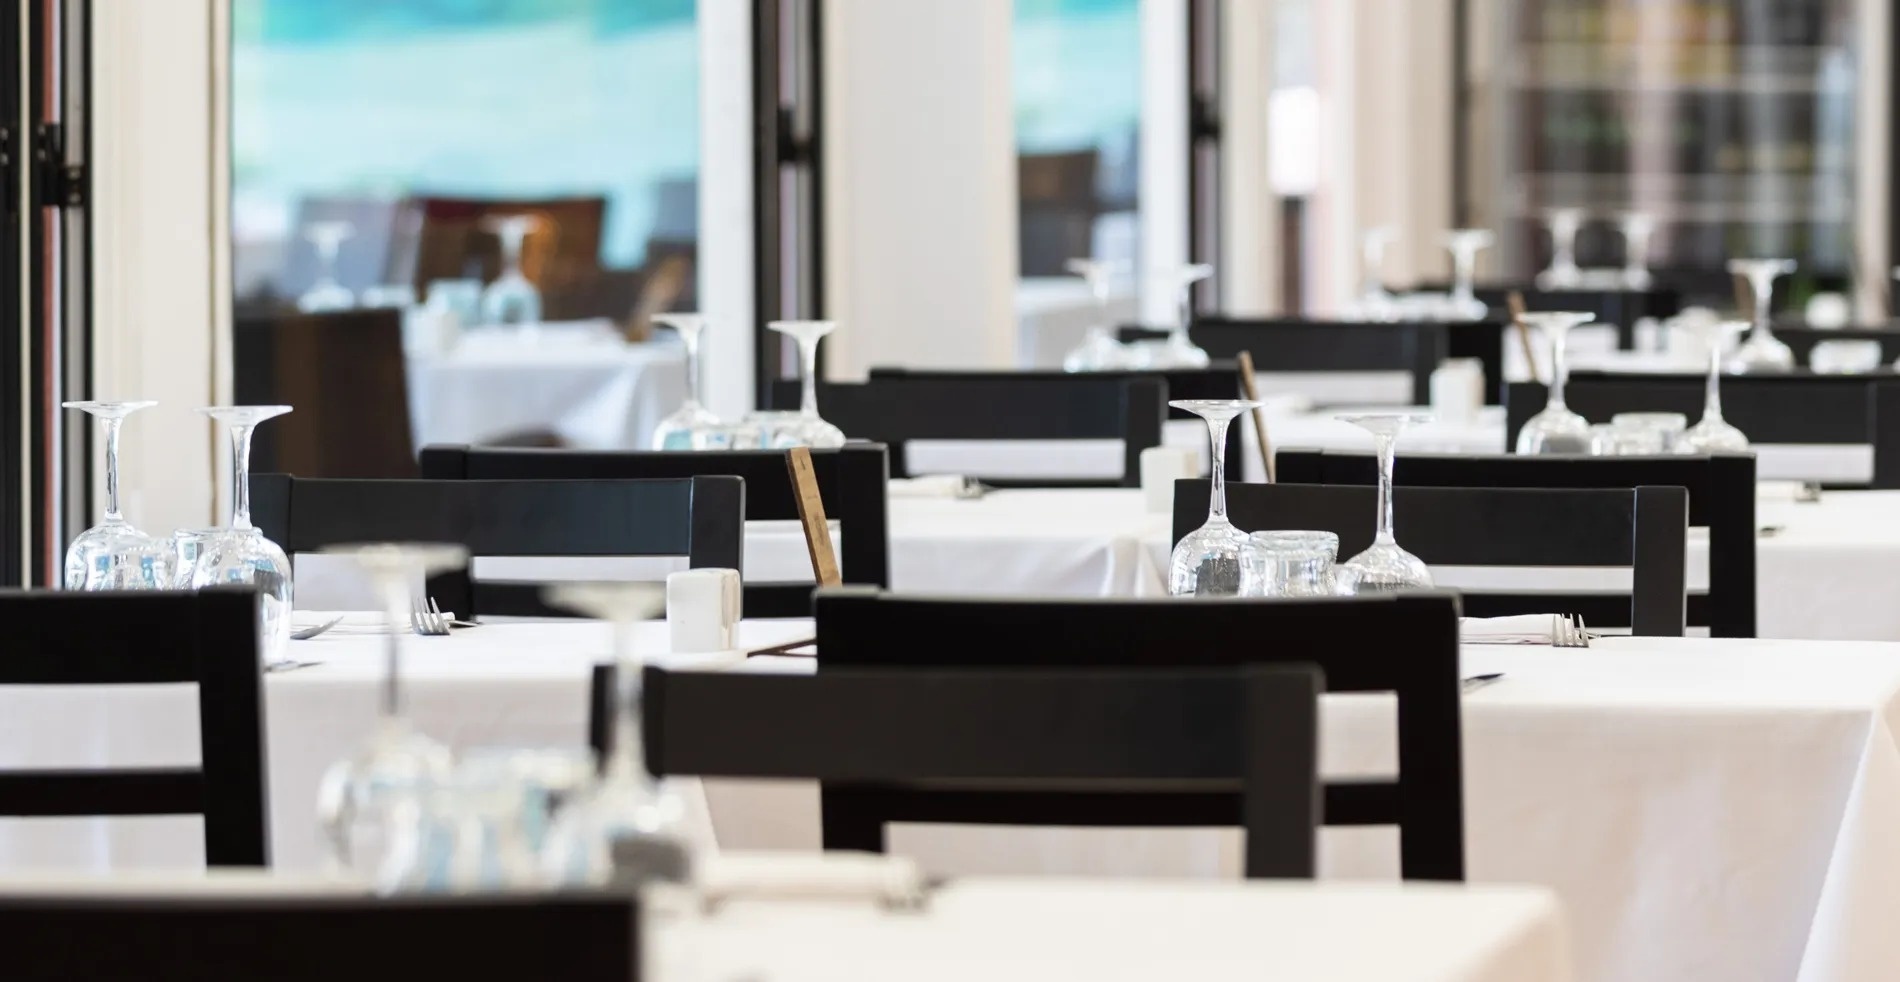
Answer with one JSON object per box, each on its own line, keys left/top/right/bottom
{"left": 667, "top": 568, "right": 742, "bottom": 653}
{"left": 1429, "top": 358, "right": 1484, "bottom": 425}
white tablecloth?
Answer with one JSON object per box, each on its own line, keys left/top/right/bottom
{"left": 5, "top": 625, "right": 1894, "bottom": 981}
{"left": 407, "top": 324, "right": 686, "bottom": 450}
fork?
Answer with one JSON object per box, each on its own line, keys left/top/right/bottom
{"left": 1554, "top": 613, "right": 1591, "bottom": 649}
{"left": 410, "top": 598, "right": 451, "bottom": 636}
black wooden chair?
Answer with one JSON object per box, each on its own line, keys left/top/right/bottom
{"left": 251, "top": 474, "right": 743, "bottom": 618}
{"left": 0, "top": 589, "right": 269, "bottom": 866}
{"left": 4, "top": 891, "right": 639, "bottom": 981}
{"left": 637, "top": 663, "right": 1321, "bottom": 879}
{"left": 1178, "top": 481, "right": 1688, "bottom": 636}
{"left": 769, "top": 375, "right": 1165, "bottom": 488}
{"left": 417, "top": 444, "right": 889, "bottom": 618}
{"left": 1119, "top": 318, "right": 1447, "bottom": 405}
{"left": 1276, "top": 450, "right": 1756, "bottom": 637}
{"left": 868, "top": 365, "right": 1245, "bottom": 480}
{"left": 1505, "top": 371, "right": 1900, "bottom": 488}
{"left": 807, "top": 588, "right": 1465, "bottom": 881}
{"left": 1413, "top": 283, "right": 1683, "bottom": 349}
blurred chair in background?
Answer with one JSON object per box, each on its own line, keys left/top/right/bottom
{"left": 1018, "top": 149, "right": 1100, "bottom": 277}
{"left": 234, "top": 308, "right": 418, "bottom": 478}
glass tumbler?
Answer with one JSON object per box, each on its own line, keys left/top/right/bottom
{"left": 1243, "top": 531, "right": 1340, "bottom": 598}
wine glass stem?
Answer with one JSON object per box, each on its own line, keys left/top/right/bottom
{"left": 1705, "top": 342, "right": 1725, "bottom": 422}
{"left": 1452, "top": 250, "right": 1474, "bottom": 303}
{"left": 1752, "top": 277, "right": 1772, "bottom": 341}
{"left": 797, "top": 336, "right": 821, "bottom": 417}
{"left": 101, "top": 416, "right": 124, "bottom": 523}
{"left": 379, "top": 579, "right": 407, "bottom": 718}
{"left": 606, "top": 621, "right": 644, "bottom": 783}
{"left": 1175, "top": 284, "right": 1193, "bottom": 342}
{"left": 683, "top": 330, "right": 702, "bottom": 408}
{"left": 1205, "top": 416, "right": 1233, "bottom": 523}
{"left": 502, "top": 227, "right": 525, "bottom": 278}
{"left": 229, "top": 422, "right": 256, "bottom": 529}
{"left": 1374, "top": 432, "right": 1398, "bottom": 546}
{"left": 1548, "top": 327, "right": 1570, "bottom": 410}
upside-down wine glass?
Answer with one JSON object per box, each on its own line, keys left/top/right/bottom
{"left": 1536, "top": 208, "right": 1585, "bottom": 290}
{"left": 298, "top": 221, "right": 357, "bottom": 313}
{"left": 765, "top": 320, "right": 847, "bottom": 448}
{"left": 1337, "top": 413, "right": 1435, "bottom": 592}
{"left": 1159, "top": 264, "right": 1214, "bottom": 368}
{"left": 189, "top": 406, "right": 295, "bottom": 662}
{"left": 1168, "top": 400, "right": 1264, "bottom": 597}
{"left": 1061, "top": 258, "right": 1130, "bottom": 372}
{"left": 1357, "top": 226, "right": 1399, "bottom": 320}
{"left": 62, "top": 401, "right": 171, "bottom": 590}
{"left": 1619, "top": 212, "right": 1655, "bottom": 290}
{"left": 1444, "top": 229, "right": 1495, "bottom": 320}
{"left": 1513, "top": 311, "right": 1598, "bottom": 454}
{"left": 1678, "top": 320, "right": 1751, "bottom": 453}
{"left": 1725, "top": 258, "right": 1796, "bottom": 373}
{"left": 480, "top": 215, "right": 543, "bottom": 327}
{"left": 315, "top": 542, "right": 470, "bottom": 882}
{"left": 539, "top": 582, "right": 697, "bottom": 889}
{"left": 649, "top": 314, "right": 722, "bottom": 449}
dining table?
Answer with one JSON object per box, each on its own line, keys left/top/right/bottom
{"left": 0, "top": 619, "right": 1894, "bottom": 981}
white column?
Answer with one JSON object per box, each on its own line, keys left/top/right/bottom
{"left": 90, "top": 0, "right": 220, "bottom": 532}
{"left": 1217, "top": 0, "right": 1277, "bottom": 315}
{"left": 1139, "top": 0, "right": 1190, "bottom": 324}
{"left": 821, "top": 0, "right": 1017, "bottom": 376}
{"left": 1853, "top": 0, "right": 1891, "bottom": 321}
{"left": 698, "top": 0, "right": 756, "bottom": 416}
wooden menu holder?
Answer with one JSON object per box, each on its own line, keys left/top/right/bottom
{"left": 1236, "top": 351, "right": 1275, "bottom": 483}
{"left": 1507, "top": 290, "right": 1541, "bottom": 385}
{"left": 786, "top": 447, "right": 842, "bottom": 588}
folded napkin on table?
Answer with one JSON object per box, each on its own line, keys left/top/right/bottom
{"left": 700, "top": 851, "right": 926, "bottom": 908}
{"left": 1460, "top": 614, "right": 1566, "bottom": 645}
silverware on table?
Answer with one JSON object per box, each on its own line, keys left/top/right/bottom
{"left": 1796, "top": 482, "right": 1824, "bottom": 503}
{"left": 410, "top": 598, "right": 452, "bottom": 636}
{"left": 1554, "top": 613, "right": 1592, "bottom": 649}
{"left": 1461, "top": 673, "right": 1505, "bottom": 694}
{"left": 289, "top": 615, "right": 345, "bottom": 641}
{"left": 265, "top": 659, "right": 325, "bottom": 674}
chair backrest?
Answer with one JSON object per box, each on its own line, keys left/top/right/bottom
{"left": 3, "top": 891, "right": 639, "bottom": 982}
{"left": 1275, "top": 450, "right": 1756, "bottom": 637}
{"left": 0, "top": 590, "right": 268, "bottom": 866}
{"left": 1505, "top": 371, "right": 1900, "bottom": 487}
{"left": 1177, "top": 480, "right": 1688, "bottom": 635}
{"left": 403, "top": 194, "right": 606, "bottom": 296}
{"left": 809, "top": 588, "right": 1465, "bottom": 881}
{"left": 769, "top": 375, "right": 1166, "bottom": 488}
{"left": 251, "top": 474, "right": 743, "bottom": 618}
{"left": 1412, "top": 283, "right": 1683, "bottom": 349}
{"left": 1120, "top": 318, "right": 1448, "bottom": 405}
{"left": 417, "top": 444, "right": 890, "bottom": 618}
{"left": 640, "top": 663, "right": 1322, "bottom": 879}
{"left": 867, "top": 366, "right": 1243, "bottom": 479}
{"left": 234, "top": 307, "right": 417, "bottom": 478}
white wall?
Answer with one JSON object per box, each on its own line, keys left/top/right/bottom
{"left": 698, "top": 0, "right": 756, "bottom": 417}
{"left": 1218, "top": 0, "right": 1279, "bottom": 315}
{"left": 90, "top": 0, "right": 221, "bottom": 532}
{"left": 821, "top": 0, "right": 1017, "bottom": 376}
{"left": 1139, "top": 0, "right": 1189, "bottom": 325}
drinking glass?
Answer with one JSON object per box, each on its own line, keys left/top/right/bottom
{"left": 378, "top": 773, "right": 540, "bottom": 893}
{"left": 650, "top": 314, "right": 722, "bottom": 449}
{"left": 1336, "top": 413, "right": 1434, "bottom": 592}
{"left": 1619, "top": 212, "right": 1655, "bottom": 289}
{"left": 480, "top": 215, "right": 543, "bottom": 327}
{"left": 1444, "top": 229, "right": 1495, "bottom": 320}
{"left": 315, "top": 542, "right": 470, "bottom": 878}
{"left": 1168, "top": 400, "right": 1264, "bottom": 597}
{"left": 1513, "top": 311, "right": 1597, "bottom": 454}
{"left": 62, "top": 401, "right": 172, "bottom": 590}
{"left": 190, "top": 406, "right": 295, "bottom": 663}
{"left": 1158, "top": 263, "right": 1213, "bottom": 368}
{"left": 169, "top": 528, "right": 222, "bottom": 589}
{"left": 539, "top": 582, "right": 698, "bottom": 889}
{"left": 1679, "top": 320, "right": 1751, "bottom": 453}
{"left": 1356, "top": 226, "right": 1399, "bottom": 320}
{"left": 1535, "top": 208, "right": 1584, "bottom": 290}
{"left": 765, "top": 320, "right": 847, "bottom": 448}
{"left": 1593, "top": 412, "right": 1687, "bottom": 455}
{"left": 1243, "top": 530, "right": 1339, "bottom": 598}
{"left": 1725, "top": 258, "right": 1796, "bottom": 373}
{"left": 1810, "top": 339, "right": 1884, "bottom": 374}
{"left": 297, "top": 221, "right": 356, "bottom": 313}
{"left": 1061, "top": 258, "right": 1130, "bottom": 372}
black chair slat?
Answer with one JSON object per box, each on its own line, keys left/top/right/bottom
{"left": 0, "top": 769, "right": 202, "bottom": 816}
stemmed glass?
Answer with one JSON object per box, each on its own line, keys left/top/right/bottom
{"left": 1535, "top": 208, "right": 1585, "bottom": 290}
{"left": 1619, "top": 212, "right": 1655, "bottom": 289}
{"left": 539, "top": 582, "right": 697, "bottom": 888}
{"left": 1725, "top": 258, "right": 1797, "bottom": 373}
{"left": 763, "top": 321, "right": 846, "bottom": 448}
{"left": 1357, "top": 226, "right": 1399, "bottom": 320}
{"left": 650, "top": 314, "right": 722, "bottom": 449}
{"left": 1513, "top": 311, "right": 1598, "bottom": 454}
{"left": 190, "top": 406, "right": 295, "bottom": 663}
{"left": 1168, "top": 400, "right": 1264, "bottom": 597}
{"left": 1061, "top": 258, "right": 1130, "bottom": 372}
{"left": 1157, "top": 263, "right": 1213, "bottom": 368}
{"left": 315, "top": 542, "right": 470, "bottom": 881}
{"left": 62, "top": 401, "right": 171, "bottom": 590}
{"left": 298, "top": 221, "right": 356, "bottom": 313}
{"left": 480, "top": 215, "right": 543, "bottom": 327}
{"left": 1678, "top": 320, "right": 1751, "bottom": 452}
{"left": 1444, "top": 229, "right": 1495, "bottom": 320}
{"left": 1336, "top": 413, "right": 1435, "bottom": 592}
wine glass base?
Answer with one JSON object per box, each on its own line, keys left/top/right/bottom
{"left": 1340, "top": 542, "right": 1434, "bottom": 594}
{"left": 1169, "top": 523, "right": 1262, "bottom": 597}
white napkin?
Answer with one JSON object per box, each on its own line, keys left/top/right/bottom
{"left": 887, "top": 475, "right": 974, "bottom": 498}
{"left": 1460, "top": 614, "right": 1564, "bottom": 645}
{"left": 700, "top": 851, "right": 925, "bottom": 908}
